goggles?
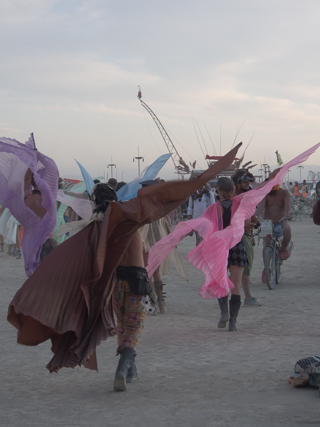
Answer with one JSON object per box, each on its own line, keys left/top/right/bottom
{"left": 238, "top": 174, "right": 254, "bottom": 183}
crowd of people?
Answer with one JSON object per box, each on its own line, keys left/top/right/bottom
{"left": 1, "top": 136, "right": 318, "bottom": 393}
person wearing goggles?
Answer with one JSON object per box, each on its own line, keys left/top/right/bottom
{"left": 233, "top": 169, "right": 262, "bottom": 307}
{"left": 236, "top": 172, "right": 255, "bottom": 192}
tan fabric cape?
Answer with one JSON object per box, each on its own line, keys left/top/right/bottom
{"left": 7, "top": 143, "right": 241, "bottom": 373}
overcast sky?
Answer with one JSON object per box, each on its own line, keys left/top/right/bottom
{"left": 1, "top": 0, "right": 320, "bottom": 182}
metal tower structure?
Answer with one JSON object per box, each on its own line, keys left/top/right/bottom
{"left": 137, "top": 87, "right": 190, "bottom": 176}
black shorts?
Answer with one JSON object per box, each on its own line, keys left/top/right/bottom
{"left": 228, "top": 239, "right": 249, "bottom": 267}
{"left": 116, "top": 266, "right": 151, "bottom": 296}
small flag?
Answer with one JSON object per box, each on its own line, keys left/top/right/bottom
{"left": 275, "top": 150, "right": 283, "bottom": 166}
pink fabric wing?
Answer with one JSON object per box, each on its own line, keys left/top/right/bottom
{"left": 147, "top": 142, "right": 320, "bottom": 299}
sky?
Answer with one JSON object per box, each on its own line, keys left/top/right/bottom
{"left": 1, "top": 0, "right": 320, "bottom": 183}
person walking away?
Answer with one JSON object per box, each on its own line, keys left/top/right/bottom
{"left": 188, "top": 183, "right": 215, "bottom": 246}
{"left": 215, "top": 177, "right": 249, "bottom": 331}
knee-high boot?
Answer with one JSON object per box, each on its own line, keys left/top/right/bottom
{"left": 154, "top": 281, "right": 166, "bottom": 314}
{"left": 113, "top": 347, "right": 137, "bottom": 391}
{"left": 229, "top": 296, "right": 241, "bottom": 331}
{"left": 217, "top": 295, "right": 229, "bottom": 328}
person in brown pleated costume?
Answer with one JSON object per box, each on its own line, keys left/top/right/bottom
{"left": 7, "top": 143, "right": 241, "bottom": 391}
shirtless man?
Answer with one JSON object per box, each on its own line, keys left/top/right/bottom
{"left": 113, "top": 229, "right": 148, "bottom": 392}
{"left": 256, "top": 184, "right": 291, "bottom": 282}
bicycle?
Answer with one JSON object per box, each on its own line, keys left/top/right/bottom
{"left": 290, "top": 197, "right": 313, "bottom": 220}
{"left": 262, "top": 217, "right": 293, "bottom": 290}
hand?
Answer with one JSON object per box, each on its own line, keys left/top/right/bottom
{"left": 247, "top": 222, "right": 257, "bottom": 229}
{"left": 255, "top": 219, "right": 261, "bottom": 228}
{"left": 268, "top": 168, "right": 281, "bottom": 180}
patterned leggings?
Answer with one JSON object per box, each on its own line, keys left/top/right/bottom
{"left": 112, "top": 279, "right": 146, "bottom": 352}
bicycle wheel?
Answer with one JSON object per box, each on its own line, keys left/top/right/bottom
{"left": 265, "top": 246, "right": 276, "bottom": 290}
{"left": 300, "top": 205, "right": 310, "bottom": 217}
{"left": 275, "top": 247, "right": 282, "bottom": 284}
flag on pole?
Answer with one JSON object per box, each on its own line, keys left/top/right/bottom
{"left": 275, "top": 150, "right": 283, "bottom": 166}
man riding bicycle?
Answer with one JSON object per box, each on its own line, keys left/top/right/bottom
{"left": 256, "top": 183, "right": 292, "bottom": 283}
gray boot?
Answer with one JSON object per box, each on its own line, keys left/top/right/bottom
{"left": 149, "top": 282, "right": 158, "bottom": 316}
{"left": 126, "top": 361, "right": 138, "bottom": 383}
{"left": 113, "top": 347, "right": 137, "bottom": 391}
{"left": 154, "top": 281, "right": 167, "bottom": 314}
{"left": 217, "top": 295, "right": 229, "bottom": 328}
{"left": 229, "top": 298, "right": 241, "bottom": 331}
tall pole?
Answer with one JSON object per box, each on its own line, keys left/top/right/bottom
{"left": 297, "top": 165, "right": 304, "bottom": 182}
{"left": 107, "top": 156, "right": 116, "bottom": 178}
{"left": 133, "top": 146, "right": 144, "bottom": 175}
{"left": 261, "top": 163, "right": 269, "bottom": 180}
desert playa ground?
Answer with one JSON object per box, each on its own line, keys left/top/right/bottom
{"left": 1, "top": 217, "right": 319, "bottom": 427}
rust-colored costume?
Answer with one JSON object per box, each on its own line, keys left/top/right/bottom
{"left": 7, "top": 145, "right": 240, "bottom": 373}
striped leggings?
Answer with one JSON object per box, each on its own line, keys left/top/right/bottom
{"left": 112, "top": 279, "right": 146, "bottom": 352}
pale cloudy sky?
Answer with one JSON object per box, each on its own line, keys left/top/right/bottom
{"left": 1, "top": 0, "right": 320, "bottom": 182}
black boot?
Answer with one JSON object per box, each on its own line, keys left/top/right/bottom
{"left": 229, "top": 296, "right": 241, "bottom": 331}
{"left": 126, "top": 361, "right": 139, "bottom": 383}
{"left": 217, "top": 295, "right": 229, "bottom": 328}
{"left": 113, "top": 347, "right": 137, "bottom": 391}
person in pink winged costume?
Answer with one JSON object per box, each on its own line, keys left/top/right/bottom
{"left": 147, "top": 143, "right": 320, "bottom": 330}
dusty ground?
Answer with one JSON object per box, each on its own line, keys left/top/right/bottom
{"left": 1, "top": 217, "right": 319, "bottom": 427}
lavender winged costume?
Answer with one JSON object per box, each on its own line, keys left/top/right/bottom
{"left": 0, "top": 134, "right": 59, "bottom": 276}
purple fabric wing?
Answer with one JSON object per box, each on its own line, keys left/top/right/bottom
{"left": 0, "top": 136, "right": 59, "bottom": 276}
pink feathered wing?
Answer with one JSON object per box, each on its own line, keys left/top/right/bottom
{"left": 147, "top": 143, "right": 320, "bottom": 299}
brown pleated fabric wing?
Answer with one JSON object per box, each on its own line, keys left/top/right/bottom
{"left": 7, "top": 143, "right": 241, "bottom": 372}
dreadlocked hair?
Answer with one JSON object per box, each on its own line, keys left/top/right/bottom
{"left": 217, "top": 177, "right": 235, "bottom": 200}
{"left": 92, "top": 183, "right": 118, "bottom": 214}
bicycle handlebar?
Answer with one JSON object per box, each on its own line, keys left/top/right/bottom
{"left": 278, "top": 216, "right": 289, "bottom": 223}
